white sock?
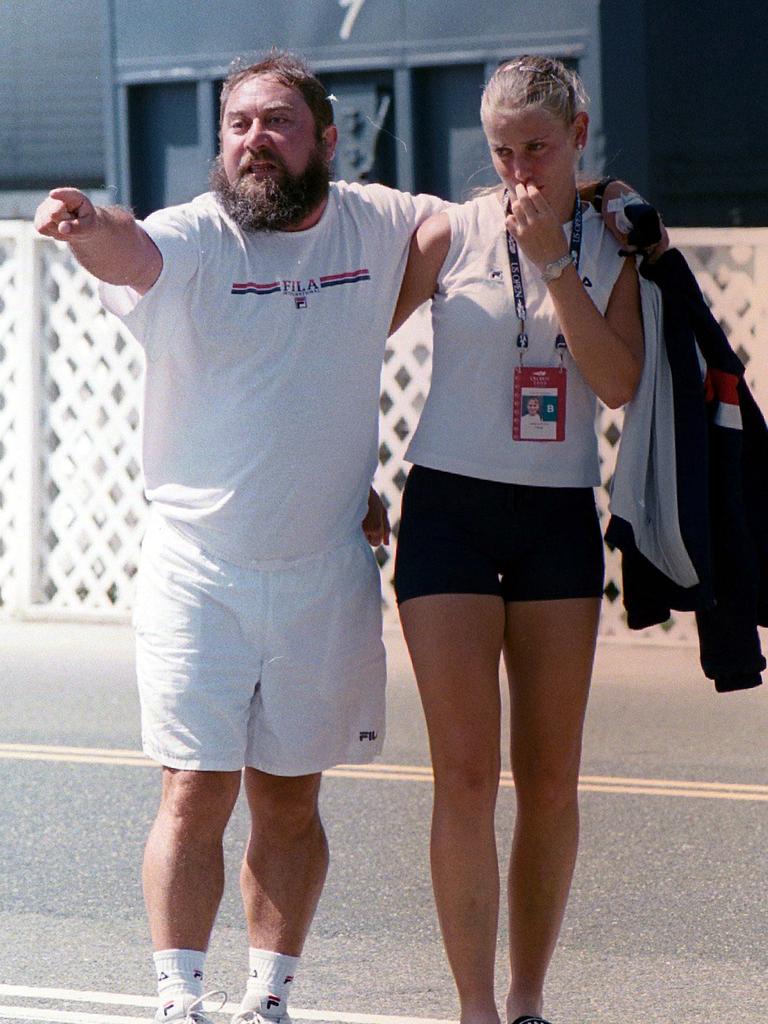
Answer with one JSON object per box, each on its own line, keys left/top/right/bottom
{"left": 242, "top": 948, "right": 300, "bottom": 1020}
{"left": 153, "top": 949, "right": 205, "bottom": 1017}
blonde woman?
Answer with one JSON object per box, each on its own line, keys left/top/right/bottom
{"left": 392, "top": 57, "right": 644, "bottom": 1024}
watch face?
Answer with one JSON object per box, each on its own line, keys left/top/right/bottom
{"left": 543, "top": 253, "right": 572, "bottom": 281}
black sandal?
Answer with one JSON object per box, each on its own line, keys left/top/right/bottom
{"left": 510, "top": 1017, "right": 552, "bottom": 1024}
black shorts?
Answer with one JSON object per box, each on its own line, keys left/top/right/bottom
{"left": 394, "top": 465, "right": 605, "bottom": 605}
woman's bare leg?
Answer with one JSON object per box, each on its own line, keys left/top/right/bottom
{"left": 400, "top": 593, "right": 506, "bottom": 1024}
{"left": 503, "top": 597, "right": 600, "bottom": 1022}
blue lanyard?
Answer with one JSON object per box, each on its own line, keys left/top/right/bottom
{"left": 504, "top": 192, "right": 582, "bottom": 352}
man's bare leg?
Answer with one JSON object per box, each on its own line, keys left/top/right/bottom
{"left": 235, "top": 769, "right": 329, "bottom": 1018}
{"left": 239, "top": 769, "right": 328, "bottom": 950}
{"left": 142, "top": 768, "right": 242, "bottom": 1019}
{"left": 143, "top": 768, "right": 242, "bottom": 950}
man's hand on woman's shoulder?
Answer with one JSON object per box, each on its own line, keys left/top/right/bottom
{"left": 579, "top": 177, "right": 670, "bottom": 263}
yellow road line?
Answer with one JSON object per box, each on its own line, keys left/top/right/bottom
{"left": 0, "top": 748, "right": 154, "bottom": 767}
{"left": 331, "top": 762, "right": 768, "bottom": 799}
{"left": 578, "top": 771, "right": 768, "bottom": 793}
{"left": 575, "top": 782, "right": 768, "bottom": 801}
{"left": 1, "top": 742, "right": 766, "bottom": 801}
{"left": 0, "top": 743, "right": 148, "bottom": 757}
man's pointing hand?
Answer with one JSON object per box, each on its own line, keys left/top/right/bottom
{"left": 34, "top": 187, "right": 97, "bottom": 239}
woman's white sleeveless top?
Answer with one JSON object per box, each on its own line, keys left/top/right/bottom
{"left": 405, "top": 190, "right": 626, "bottom": 487}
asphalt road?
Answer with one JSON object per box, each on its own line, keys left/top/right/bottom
{"left": 1, "top": 619, "right": 767, "bottom": 1024}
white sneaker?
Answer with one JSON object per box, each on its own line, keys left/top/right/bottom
{"left": 230, "top": 1010, "right": 293, "bottom": 1024}
{"left": 154, "top": 990, "right": 228, "bottom": 1024}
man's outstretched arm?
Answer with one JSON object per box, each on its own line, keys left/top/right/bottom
{"left": 34, "top": 187, "right": 162, "bottom": 295}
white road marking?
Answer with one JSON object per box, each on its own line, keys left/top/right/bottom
{"left": 0, "top": 987, "right": 454, "bottom": 1024}
{"left": 0, "top": 989, "right": 154, "bottom": 1008}
{"left": 1, "top": 743, "right": 767, "bottom": 801}
{"left": 0, "top": 1009, "right": 146, "bottom": 1024}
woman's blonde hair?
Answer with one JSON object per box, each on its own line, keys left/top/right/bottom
{"left": 480, "top": 55, "right": 589, "bottom": 128}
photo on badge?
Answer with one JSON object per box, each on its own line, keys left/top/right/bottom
{"left": 519, "top": 389, "right": 558, "bottom": 440}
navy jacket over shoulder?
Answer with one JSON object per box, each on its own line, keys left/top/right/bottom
{"left": 605, "top": 248, "right": 768, "bottom": 692}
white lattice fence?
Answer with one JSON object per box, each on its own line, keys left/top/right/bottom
{"left": 0, "top": 224, "right": 146, "bottom": 618}
{"left": 1, "top": 222, "right": 767, "bottom": 632}
{"left": 37, "top": 244, "right": 145, "bottom": 611}
{"left": 0, "top": 230, "right": 21, "bottom": 608}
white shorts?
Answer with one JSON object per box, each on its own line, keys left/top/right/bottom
{"left": 133, "top": 512, "right": 386, "bottom": 775}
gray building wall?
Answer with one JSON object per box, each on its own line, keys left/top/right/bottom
{"left": 645, "top": 1, "right": 768, "bottom": 227}
{"left": 0, "top": 0, "right": 107, "bottom": 215}
{"left": 599, "top": 0, "right": 768, "bottom": 227}
{"left": 106, "top": 0, "right": 605, "bottom": 216}
{"left": 1, "top": 1, "right": 765, "bottom": 225}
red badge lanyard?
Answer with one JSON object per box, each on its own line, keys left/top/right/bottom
{"left": 505, "top": 193, "right": 582, "bottom": 442}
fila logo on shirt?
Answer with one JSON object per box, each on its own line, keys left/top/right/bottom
{"left": 231, "top": 268, "right": 371, "bottom": 308}
{"left": 359, "top": 730, "right": 378, "bottom": 741}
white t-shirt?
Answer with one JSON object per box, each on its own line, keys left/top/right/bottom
{"left": 405, "top": 191, "right": 626, "bottom": 486}
{"left": 101, "top": 182, "right": 443, "bottom": 564}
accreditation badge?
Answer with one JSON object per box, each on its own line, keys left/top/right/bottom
{"left": 513, "top": 366, "right": 567, "bottom": 441}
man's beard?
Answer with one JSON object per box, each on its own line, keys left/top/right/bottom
{"left": 210, "top": 146, "right": 331, "bottom": 232}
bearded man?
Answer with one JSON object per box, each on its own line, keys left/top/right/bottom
{"left": 35, "top": 50, "right": 444, "bottom": 1024}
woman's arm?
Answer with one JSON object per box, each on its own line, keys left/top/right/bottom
{"left": 389, "top": 212, "right": 451, "bottom": 335}
{"left": 508, "top": 183, "right": 644, "bottom": 409}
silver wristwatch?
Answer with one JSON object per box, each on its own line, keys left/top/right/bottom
{"left": 541, "top": 252, "right": 575, "bottom": 282}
